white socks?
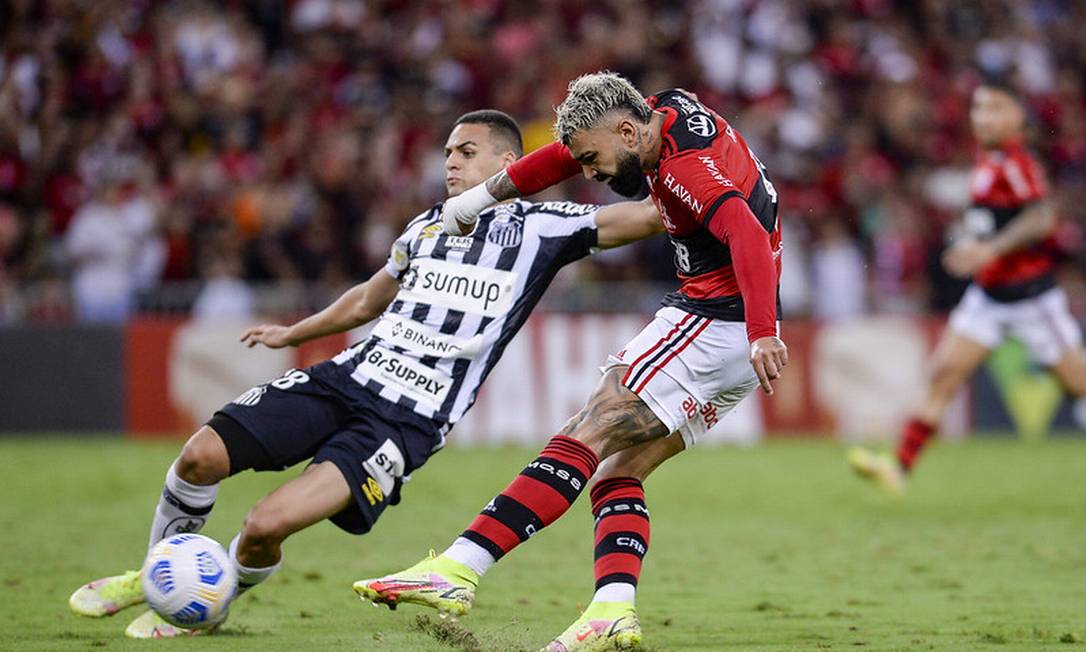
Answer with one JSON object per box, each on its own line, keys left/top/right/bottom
{"left": 228, "top": 535, "right": 281, "bottom": 596}
{"left": 592, "top": 582, "right": 636, "bottom": 604}
{"left": 148, "top": 462, "right": 219, "bottom": 548}
{"left": 443, "top": 537, "right": 634, "bottom": 603}
{"left": 443, "top": 537, "right": 495, "bottom": 577}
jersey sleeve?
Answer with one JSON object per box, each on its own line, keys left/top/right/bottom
{"left": 527, "top": 201, "right": 601, "bottom": 266}
{"left": 704, "top": 197, "right": 779, "bottom": 342}
{"left": 663, "top": 152, "right": 778, "bottom": 342}
{"left": 1004, "top": 150, "right": 1049, "bottom": 202}
{"left": 383, "top": 209, "right": 433, "bottom": 279}
{"left": 506, "top": 142, "right": 583, "bottom": 196}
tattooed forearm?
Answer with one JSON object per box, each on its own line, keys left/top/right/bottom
{"left": 484, "top": 170, "right": 522, "bottom": 201}
{"left": 559, "top": 367, "right": 668, "bottom": 459}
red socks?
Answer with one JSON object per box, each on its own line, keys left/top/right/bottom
{"left": 896, "top": 418, "right": 936, "bottom": 472}
{"left": 461, "top": 436, "right": 598, "bottom": 560}
{"left": 591, "top": 477, "right": 650, "bottom": 591}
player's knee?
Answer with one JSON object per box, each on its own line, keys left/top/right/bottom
{"left": 1061, "top": 369, "right": 1086, "bottom": 397}
{"left": 176, "top": 429, "right": 230, "bottom": 485}
{"left": 241, "top": 503, "right": 290, "bottom": 548}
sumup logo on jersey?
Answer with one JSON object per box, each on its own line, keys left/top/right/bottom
{"left": 399, "top": 257, "right": 517, "bottom": 317}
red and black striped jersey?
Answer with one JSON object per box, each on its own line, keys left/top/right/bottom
{"left": 966, "top": 140, "right": 1055, "bottom": 301}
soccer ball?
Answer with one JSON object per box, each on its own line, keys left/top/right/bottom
{"left": 141, "top": 533, "right": 238, "bottom": 629}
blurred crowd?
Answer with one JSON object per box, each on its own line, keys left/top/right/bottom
{"left": 0, "top": 0, "right": 1084, "bottom": 323}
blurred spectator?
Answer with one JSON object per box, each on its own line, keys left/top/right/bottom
{"left": 810, "top": 217, "right": 866, "bottom": 321}
{"left": 0, "top": 0, "right": 1081, "bottom": 321}
{"left": 192, "top": 256, "right": 254, "bottom": 322}
{"left": 64, "top": 172, "right": 163, "bottom": 322}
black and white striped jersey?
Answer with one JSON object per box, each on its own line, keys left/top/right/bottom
{"left": 332, "top": 199, "right": 599, "bottom": 432}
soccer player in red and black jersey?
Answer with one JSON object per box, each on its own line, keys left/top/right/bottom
{"left": 848, "top": 80, "right": 1086, "bottom": 494}
{"left": 355, "top": 72, "right": 787, "bottom": 650}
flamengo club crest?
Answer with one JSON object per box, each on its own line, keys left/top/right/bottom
{"left": 486, "top": 206, "right": 523, "bottom": 248}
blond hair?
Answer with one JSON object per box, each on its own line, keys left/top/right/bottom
{"left": 554, "top": 72, "right": 652, "bottom": 145}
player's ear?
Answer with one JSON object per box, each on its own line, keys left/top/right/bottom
{"left": 618, "top": 119, "right": 638, "bottom": 146}
{"left": 500, "top": 150, "right": 517, "bottom": 168}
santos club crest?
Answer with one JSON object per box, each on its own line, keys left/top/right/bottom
{"left": 486, "top": 208, "right": 523, "bottom": 248}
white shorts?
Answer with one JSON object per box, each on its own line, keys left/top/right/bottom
{"left": 948, "top": 284, "right": 1082, "bottom": 366}
{"left": 604, "top": 306, "right": 763, "bottom": 448}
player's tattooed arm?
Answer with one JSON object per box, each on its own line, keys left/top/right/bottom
{"left": 558, "top": 367, "right": 669, "bottom": 460}
{"left": 484, "top": 170, "right": 522, "bottom": 202}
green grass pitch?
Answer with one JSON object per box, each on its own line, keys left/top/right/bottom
{"left": 1, "top": 436, "right": 1084, "bottom": 651}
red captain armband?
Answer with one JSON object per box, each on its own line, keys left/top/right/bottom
{"left": 506, "top": 141, "right": 582, "bottom": 195}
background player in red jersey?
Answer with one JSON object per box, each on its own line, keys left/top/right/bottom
{"left": 356, "top": 72, "right": 787, "bottom": 651}
{"left": 848, "top": 80, "right": 1086, "bottom": 494}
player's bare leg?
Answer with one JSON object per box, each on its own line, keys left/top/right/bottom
{"left": 545, "top": 435, "right": 685, "bottom": 652}
{"left": 233, "top": 461, "right": 353, "bottom": 570}
{"left": 175, "top": 426, "right": 232, "bottom": 485}
{"left": 912, "top": 331, "right": 992, "bottom": 428}
{"left": 69, "top": 426, "right": 231, "bottom": 619}
{"left": 1049, "top": 346, "right": 1086, "bottom": 398}
{"left": 849, "top": 331, "right": 990, "bottom": 494}
{"left": 127, "top": 461, "right": 353, "bottom": 639}
{"left": 557, "top": 368, "right": 671, "bottom": 458}
{"left": 356, "top": 367, "right": 668, "bottom": 619}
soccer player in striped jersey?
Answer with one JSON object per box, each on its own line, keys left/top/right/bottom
{"left": 67, "top": 109, "right": 666, "bottom": 639}
{"left": 848, "top": 79, "right": 1086, "bottom": 494}
{"left": 357, "top": 72, "right": 787, "bottom": 651}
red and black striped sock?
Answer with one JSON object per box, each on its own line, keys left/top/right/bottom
{"left": 896, "top": 418, "right": 936, "bottom": 472}
{"left": 591, "top": 477, "right": 649, "bottom": 596}
{"left": 461, "top": 435, "right": 598, "bottom": 560}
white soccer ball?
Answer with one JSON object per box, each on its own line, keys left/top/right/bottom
{"left": 141, "top": 533, "right": 238, "bottom": 629}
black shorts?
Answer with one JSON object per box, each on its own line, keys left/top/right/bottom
{"left": 209, "top": 360, "right": 445, "bottom": 535}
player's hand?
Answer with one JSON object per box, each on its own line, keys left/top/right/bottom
{"left": 749, "top": 336, "right": 788, "bottom": 396}
{"left": 943, "top": 241, "right": 997, "bottom": 278}
{"left": 240, "top": 324, "right": 296, "bottom": 349}
{"left": 441, "top": 192, "right": 480, "bottom": 235}
{"left": 441, "top": 183, "right": 497, "bottom": 235}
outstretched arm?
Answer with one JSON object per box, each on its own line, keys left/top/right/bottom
{"left": 241, "top": 270, "right": 400, "bottom": 349}
{"left": 443, "top": 142, "right": 583, "bottom": 234}
{"left": 594, "top": 197, "right": 665, "bottom": 249}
